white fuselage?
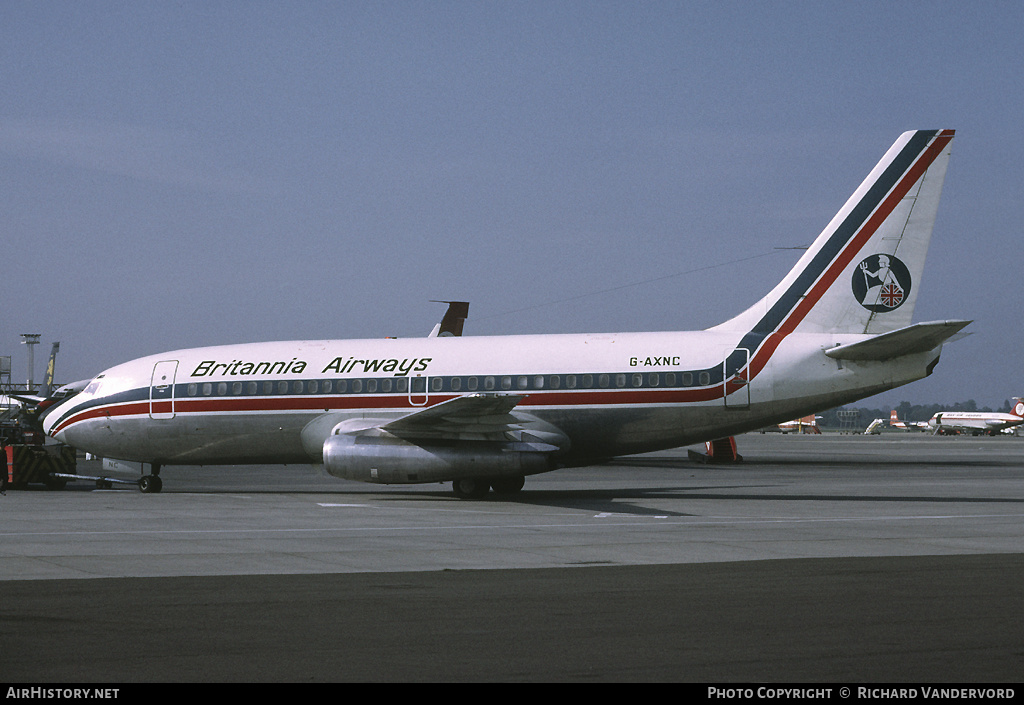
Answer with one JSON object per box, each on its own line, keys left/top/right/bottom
{"left": 44, "top": 328, "right": 937, "bottom": 467}
{"left": 927, "top": 408, "right": 1024, "bottom": 435}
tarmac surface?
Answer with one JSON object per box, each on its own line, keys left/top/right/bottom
{"left": 2, "top": 433, "right": 1022, "bottom": 682}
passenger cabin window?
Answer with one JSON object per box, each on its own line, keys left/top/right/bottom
{"left": 209, "top": 367, "right": 733, "bottom": 400}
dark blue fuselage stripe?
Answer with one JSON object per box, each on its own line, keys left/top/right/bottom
{"left": 48, "top": 365, "right": 740, "bottom": 430}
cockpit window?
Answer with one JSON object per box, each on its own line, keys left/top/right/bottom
{"left": 83, "top": 375, "right": 106, "bottom": 396}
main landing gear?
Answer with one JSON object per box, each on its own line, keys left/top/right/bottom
{"left": 451, "top": 475, "right": 526, "bottom": 500}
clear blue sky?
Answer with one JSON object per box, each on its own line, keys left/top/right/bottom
{"left": 2, "top": 1, "right": 1021, "bottom": 409}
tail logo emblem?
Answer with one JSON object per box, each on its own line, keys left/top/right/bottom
{"left": 853, "top": 254, "right": 911, "bottom": 312}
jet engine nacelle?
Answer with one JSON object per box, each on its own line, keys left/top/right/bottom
{"left": 322, "top": 432, "right": 554, "bottom": 485}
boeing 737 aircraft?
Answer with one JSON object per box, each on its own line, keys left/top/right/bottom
{"left": 43, "top": 130, "right": 968, "bottom": 497}
{"left": 927, "top": 399, "right": 1024, "bottom": 436}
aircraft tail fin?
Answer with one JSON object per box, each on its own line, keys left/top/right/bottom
{"left": 428, "top": 301, "right": 469, "bottom": 337}
{"left": 1013, "top": 398, "right": 1024, "bottom": 419}
{"left": 43, "top": 342, "right": 59, "bottom": 397}
{"left": 713, "top": 130, "right": 955, "bottom": 337}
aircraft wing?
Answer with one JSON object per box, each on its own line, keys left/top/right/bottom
{"left": 825, "top": 320, "right": 972, "bottom": 362}
{"left": 7, "top": 393, "right": 47, "bottom": 406}
{"left": 984, "top": 419, "right": 1021, "bottom": 431}
{"left": 381, "top": 393, "right": 566, "bottom": 450}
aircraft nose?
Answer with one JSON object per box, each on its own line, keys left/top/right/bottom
{"left": 39, "top": 400, "right": 68, "bottom": 438}
{"left": 40, "top": 409, "right": 57, "bottom": 437}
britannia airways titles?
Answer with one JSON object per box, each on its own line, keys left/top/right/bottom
{"left": 191, "top": 356, "right": 433, "bottom": 379}
{"left": 191, "top": 353, "right": 686, "bottom": 380}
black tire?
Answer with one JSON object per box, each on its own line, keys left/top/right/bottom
{"left": 138, "top": 475, "right": 163, "bottom": 493}
{"left": 490, "top": 476, "right": 525, "bottom": 495}
{"left": 452, "top": 477, "right": 490, "bottom": 500}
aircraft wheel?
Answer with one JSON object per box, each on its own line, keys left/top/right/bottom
{"left": 138, "top": 475, "right": 163, "bottom": 493}
{"left": 452, "top": 477, "right": 489, "bottom": 500}
{"left": 490, "top": 476, "right": 525, "bottom": 495}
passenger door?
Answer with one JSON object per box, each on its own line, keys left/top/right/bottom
{"left": 724, "top": 348, "right": 751, "bottom": 409}
{"left": 149, "top": 360, "right": 179, "bottom": 419}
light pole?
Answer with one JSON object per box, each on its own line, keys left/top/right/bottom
{"left": 21, "top": 334, "right": 40, "bottom": 392}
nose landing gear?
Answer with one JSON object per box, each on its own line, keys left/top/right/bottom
{"left": 138, "top": 463, "right": 163, "bottom": 493}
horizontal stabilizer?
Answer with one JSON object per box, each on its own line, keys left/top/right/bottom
{"left": 6, "top": 393, "right": 47, "bottom": 406}
{"left": 824, "top": 320, "right": 972, "bottom": 361}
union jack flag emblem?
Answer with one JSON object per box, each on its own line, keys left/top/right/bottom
{"left": 879, "top": 282, "right": 904, "bottom": 307}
